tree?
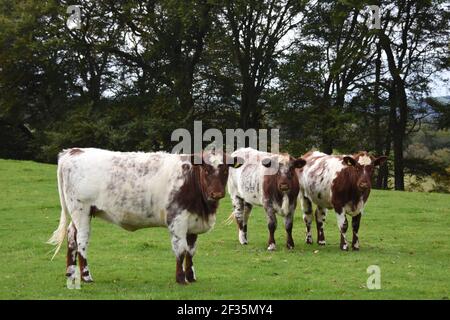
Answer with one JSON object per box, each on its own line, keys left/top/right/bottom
{"left": 223, "top": 0, "right": 305, "bottom": 129}
{"left": 376, "top": 0, "right": 450, "bottom": 190}
{"left": 105, "top": 0, "right": 213, "bottom": 125}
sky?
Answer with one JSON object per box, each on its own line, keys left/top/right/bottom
{"left": 430, "top": 72, "right": 450, "bottom": 97}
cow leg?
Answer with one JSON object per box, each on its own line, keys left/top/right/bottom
{"left": 231, "top": 195, "right": 247, "bottom": 244}
{"left": 335, "top": 209, "right": 349, "bottom": 251}
{"left": 168, "top": 214, "right": 189, "bottom": 285}
{"left": 265, "top": 206, "right": 277, "bottom": 251}
{"left": 351, "top": 213, "right": 362, "bottom": 251}
{"left": 315, "top": 207, "right": 327, "bottom": 245}
{"left": 185, "top": 234, "right": 198, "bottom": 283}
{"left": 66, "top": 222, "right": 78, "bottom": 281}
{"left": 301, "top": 196, "right": 313, "bottom": 244}
{"left": 242, "top": 202, "right": 252, "bottom": 243}
{"left": 71, "top": 207, "right": 94, "bottom": 282}
{"left": 284, "top": 212, "right": 295, "bottom": 249}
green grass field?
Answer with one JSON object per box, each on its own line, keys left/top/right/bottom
{"left": 0, "top": 159, "right": 449, "bottom": 300}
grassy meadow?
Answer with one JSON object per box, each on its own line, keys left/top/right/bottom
{"left": 0, "top": 159, "right": 449, "bottom": 299}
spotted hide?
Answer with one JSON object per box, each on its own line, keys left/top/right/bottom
{"left": 47, "top": 148, "right": 242, "bottom": 285}
{"left": 227, "top": 148, "right": 306, "bottom": 251}
{"left": 297, "top": 151, "right": 387, "bottom": 251}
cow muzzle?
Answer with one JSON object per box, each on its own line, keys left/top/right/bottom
{"left": 209, "top": 192, "right": 225, "bottom": 200}
{"left": 278, "top": 183, "right": 290, "bottom": 192}
{"left": 358, "top": 182, "right": 369, "bottom": 192}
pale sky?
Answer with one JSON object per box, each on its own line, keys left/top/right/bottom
{"left": 430, "top": 71, "right": 450, "bottom": 97}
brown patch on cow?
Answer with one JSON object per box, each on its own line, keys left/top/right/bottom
{"left": 339, "top": 216, "right": 349, "bottom": 250}
{"left": 285, "top": 218, "right": 294, "bottom": 249}
{"left": 78, "top": 254, "right": 92, "bottom": 282}
{"left": 175, "top": 252, "right": 187, "bottom": 285}
{"left": 66, "top": 225, "right": 77, "bottom": 273}
{"left": 168, "top": 153, "right": 235, "bottom": 223}
{"left": 169, "top": 164, "right": 220, "bottom": 222}
{"left": 185, "top": 234, "right": 197, "bottom": 282}
{"left": 267, "top": 220, "right": 276, "bottom": 246}
{"left": 69, "top": 148, "right": 84, "bottom": 156}
{"left": 351, "top": 213, "right": 361, "bottom": 251}
{"left": 262, "top": 161, "right": 300, "bottom": 208}
{"left": 184, "top": 253, "right": 195, "bottom": 282}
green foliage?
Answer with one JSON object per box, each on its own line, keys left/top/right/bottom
{"left": 404, "top": 125, "right": 450, "bottom": 192}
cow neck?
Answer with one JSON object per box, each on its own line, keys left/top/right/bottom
{"left": 182, "top": 165, "right": 218, "bottom": 219}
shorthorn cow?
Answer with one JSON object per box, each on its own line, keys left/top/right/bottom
{"left": 227, "top": 148, "right": 306, "bottom": 250}
{"left": 48, "top": 148, "right": 242, "bottom": 285}
{"left": 297, "top": 151, "right": 387, "bottom": 251}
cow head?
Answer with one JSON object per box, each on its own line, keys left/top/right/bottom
{"left": 190, "top": 152, "right": 244, "bottom": 201}
{"left": 342, "top": 152, "right": 387, "bottom": 193}
{"left": 262, "top": 154, "right": 307, "bottom": 193}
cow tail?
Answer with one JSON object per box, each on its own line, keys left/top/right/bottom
{"left": 224, "top": 212, "right": 236, "bottom": 225}
{"left": 47, "top": 161, "right": 68, "bottom": 260}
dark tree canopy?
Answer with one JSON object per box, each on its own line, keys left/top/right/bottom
{"left": 0, "top": 0, "right": 449, "bottom": 191}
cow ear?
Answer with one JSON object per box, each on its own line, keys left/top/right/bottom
{"left": 343, "top": 156, "right": 357, "bottom": 167}
{"left": 228, "top": 156, "right": 244, "bottom": 168}
{"left": 262, "top": 157, "right": 272, "bottom": 168}
{"left": 373, "top": 156, "right": 387, "bottom": 166}
{"left": 293, "top": 158, "right": 307, "bottom": 169}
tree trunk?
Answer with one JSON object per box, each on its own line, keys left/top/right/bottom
{"left": 320, "top": 87, "right": 333, "bottom": 154}
{"left": 379, "top": 34, "right": 407, "bottom": 191}
{"left": 392, "top": 130, "right": 405, "bottom": 190}
{"left": 240, "top": 81, "right": 259, "bottom": 130}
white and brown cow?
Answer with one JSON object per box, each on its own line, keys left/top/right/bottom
{"left": 227, "top": 148, "right": 306, "bottom": 250}
{"left": 47, "top": 148, "right": 242, "bottom": 285}
{"left": 297, "top": 151, "right": 387, "bottom": 251}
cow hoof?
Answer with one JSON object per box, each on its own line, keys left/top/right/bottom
{"left": 318, "top": 240, "right": 326, "bottom": 246}
{"left": 239, "top": 238, "right": 248, "bottom": 245}
{"left": 352, "top": 246, "right": 360, "bottom": 251}
{"left": 81, "top": 276, "right": 94, "bottom": 283}
{"left": 286, "top": 242, "right": 294, "bottom": 250}
{"left": 239, "top": 231, "right": 248, "bottom": 245}
{"left": 305, "top": 237, "right": 313, "bottom": 245}
{"left": 176, "top": 273, "right": 188, "bottom": 285}
{"left": 340, "top": 244, "right": 349, "bottom": 251}
{"left": 186, "top": 269, "right": 196, "bottom": 283}
{"left": 176, "top": 278, "right": 188, "bottom": 285}
{"left": 267, "top": 243, "right": 276, "bottom": 251}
